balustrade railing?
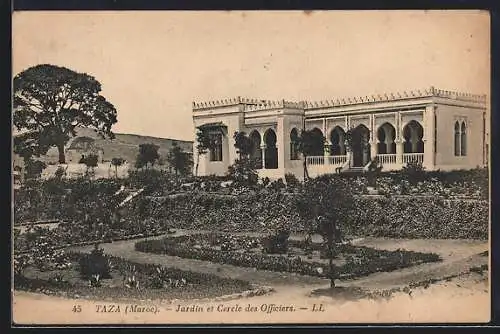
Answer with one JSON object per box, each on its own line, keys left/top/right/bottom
{"left": 306, "top": 155, "right": 347, "bottom": 166}
{"left": 402, "top": 153, "right": 424, "bottom": 164}
{"left": 326, "top": 155, "right": 348, "bottom": 165}
{"left": 377, "top": 154, "right": 397, "bottom": 165}
{"left": 306, "top": 156, "right": 325, "bottom": 166}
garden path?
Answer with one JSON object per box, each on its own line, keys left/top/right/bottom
{"left": 13, "top": 270, "right": 489, "bottom": 324}
{"left": 68, "top": 230, "right": 488, "bottom": 291}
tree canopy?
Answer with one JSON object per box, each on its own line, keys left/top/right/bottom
{"left": 194, "top": 127, "right": 215, "bottom": 176}
{"left": 166, "top": 143, "right": 193, "bottom": 176}
{"left": 135, "top": 143, "right": 160, "bottom": 169}
{"left": 233, "top": 131, "right": 254, "bottom": 158}
{"left": 13, "top": 64, "right": 118, "bottom": 163}
{"left": 295, "top": 129, "right": 326, "bottom": 179}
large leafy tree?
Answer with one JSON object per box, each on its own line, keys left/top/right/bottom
{"left": 167, "top": 142, "right": 193, "bottom": 176}
{"left": 295, "top": 129, "right": 326, "bottom": 180}
{"left": 13, "top": 64, "right": 118, "bottom": 164}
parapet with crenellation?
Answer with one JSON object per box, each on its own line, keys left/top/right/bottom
{"left": 192, "top": 87, "right": 487, "bottom": 111}
{"left": 303, "top": 87, "right": 487, "bottom": 109}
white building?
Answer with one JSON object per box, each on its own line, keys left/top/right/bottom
{"left": 192, "top": 87, "right": 488, "bottom": 180}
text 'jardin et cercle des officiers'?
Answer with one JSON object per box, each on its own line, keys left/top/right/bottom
{"left": 174, "top": 303, "right": 325, "bottom": 314}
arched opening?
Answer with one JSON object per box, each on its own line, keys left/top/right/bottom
{"left": 290, "top": 128, "right": 300, "bottom": 160}
{"left": 377, "top": 122, "right": 396, "bottom": 154}
{"left": 403, "top": 120, "right": 424, "bottom": 153}
{"left": 310, "top": 128, "right": 325, "bottom": 156}
{"left": 249, "top": 130, "right": 262, "bottom": 168}
{"left": 351, "top": 124, "right": 371, "bottom": 167}
{"left": 330, "top": 126, "right": 346, "bottom": 156}
{"left": 264, "top": 128, "right": 278, "bottom": 169}
{"left": 460, "top": 121, "right": 467, "bottom": 156}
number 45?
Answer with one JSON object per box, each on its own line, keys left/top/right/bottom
{"left": 72, "top": 305, "right": 82, "bottom": 313}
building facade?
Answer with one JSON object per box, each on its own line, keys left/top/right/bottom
{"left": 192, "top": 87, "right": 488, "bottom": 180}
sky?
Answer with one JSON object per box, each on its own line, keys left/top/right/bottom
{"left": 12, "top": 10, "right": 490, "bottom": 141}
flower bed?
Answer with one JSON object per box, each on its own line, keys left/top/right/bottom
{"left": 135, "top": 233, "right": 441, "bottom": 279}
{"left": 13, "top": 224, "right": 171, "bottom": 254}
{"left": 14, "top": 249, "right": 253, "bottom": 301}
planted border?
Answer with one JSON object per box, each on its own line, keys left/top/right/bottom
{"left": 135, "top": 234, "right": 441, "bottom": 279}
{"left": 14, "top": 251, "right": 254, "bottom": 301}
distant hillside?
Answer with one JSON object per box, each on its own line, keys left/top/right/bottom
{"left": 13, "top": 127, "right": 193, "bottom": 165}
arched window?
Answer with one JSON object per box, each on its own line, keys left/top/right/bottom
{"left": 377, "top": 123, "right": 396, "bottom": 155}
{"left": 290, "top": 128, "right": 300, "bottom": 160}
{"left": 264, "top": 129, "right": 278, "bottom": 169}
{"left": 460, "top": 121, "right": 467, "bottom": 156}
{"left": 310, "top": 128, "right": 325, "bottom": 156}
{"left": 249, "top": 130, "right": 262, "bottom": 168}
{"left": 454, "top": 121, "right": 460, "bottom": 156}
{"left": 403, "top": 121, "right": 424, "bottom": 153}
{"left": 330, "top": 126, "right": 346, "bottom": 156}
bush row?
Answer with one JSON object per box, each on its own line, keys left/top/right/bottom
{"left": 128, "top": 192, "right": 488, "bottom": 240}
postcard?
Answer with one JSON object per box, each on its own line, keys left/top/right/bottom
{"left": 11, "top": 10, "right": 490, "bottom": 325}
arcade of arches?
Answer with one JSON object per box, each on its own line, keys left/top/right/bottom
{"left": 246, "top": 129, "right": 279, "bottom": 170}
{"left": 208, "top": 120, "right": 427, "bottom": 171}
{"left": 307, "top": 120, "right": 426, "bottom": 167}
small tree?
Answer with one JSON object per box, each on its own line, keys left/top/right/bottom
{"left": 166, "top": 143, "right": 193, "bottom": 176}
{"left": 83, "top": 153, "right": 99, "bottom": 177}
{"left": 54, "top": 165, "right": 67, "bottom": 180}
{"left": 295, "top": 129, "right": 326, "bottom": 180}
{"left": 227, "top": 158, "right": 259, "bottom": 187}
{"left": 111, "top": 157, "right": 125, "bottom": 178}
{"left": 233, "top": 131, "right": 254, "bottom": 158}
{"left": 24, "top": 159, "right": 46, "bottom": 180}
{"left": 296, "top": 175, "right": 354, "bottom": 288}
{"left": 402, "top": 159, "right": 426, "bottom": 184}
{"left": 228, "top": 131, "right": 258, "bottom": 187}
{"left": 136, "top": 143, "right": 160, "bottom": 169}
{"left": 194, "top": 127, "right": 214, "bottom": 177}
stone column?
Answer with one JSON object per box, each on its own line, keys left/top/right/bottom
{"left": 277, "top": 117, "right": 286, "bottom": 171}
{"left": 370, "top": 139, "right": 377, "bottom": 162}
{"left": 423, "top": 105, "right": 435, "bottom": 169}
{"left": 261, "top": 145, "right": 266, "bottom": 170}
{"left": 324, "top": 141, "right": 330, "bottom": 164}
{"left": 396, "top": 139, "right": 403, "bottom": 165}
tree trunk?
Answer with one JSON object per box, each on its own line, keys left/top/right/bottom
{"left": 57, "top": 142, "right": 66, "bottom": 164}
{"left": 303, "top": 156, "right": 310, "bottom": 180}
{"left": 195, "top": 154, "right": 200, "bottom": 177}
{"left": 115, "top": 165, "right": 118, "bottom": 178}
{"left": 328, "top": 246, "right": 336, "bottom": 288}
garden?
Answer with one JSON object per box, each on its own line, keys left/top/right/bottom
{"left": 13, "top": 167, "right": 488, "bottom": 299}
{"left": 135, "top": 232, "right": 441, "bottom": 280}
{"left": 14, "top": 243, "right": 255, "bottom": 301}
